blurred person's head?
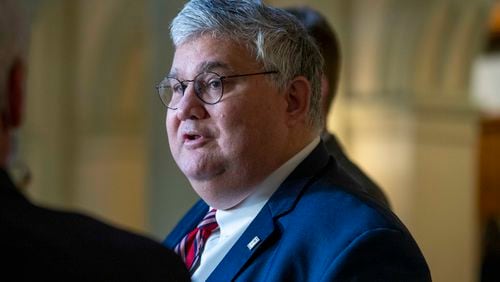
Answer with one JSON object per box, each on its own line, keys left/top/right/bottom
{"left": 0, "top": 0, "right": 29, "bottom": 168}
{"left": 285, "top": 6, "right": 341, "bottom": 126}
{"left": 162, "top": 0, "right": 324, "bottom": 209}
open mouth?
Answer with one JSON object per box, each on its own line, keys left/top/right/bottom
{"left": 186, "top": 134, "right": 201, "bottom": 141}
{"left": 182, "top": 133, "right": 208, "bottom": 149}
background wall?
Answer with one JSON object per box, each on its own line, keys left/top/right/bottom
{"left": 18, "top": 1, "right": 496, "bottom": 281}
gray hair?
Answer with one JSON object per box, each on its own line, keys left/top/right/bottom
{"left": 0, "top": 0, "right": 29, "bottom": 111}
{"left": 170, "top": 0, "right": 325, "bottom": 129}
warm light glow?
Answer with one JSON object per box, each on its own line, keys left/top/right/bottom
{"left": 491, "top": 1, "right": 500, "bottom": 33}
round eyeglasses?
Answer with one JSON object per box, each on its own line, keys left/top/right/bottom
{"left": 155, "top": 70, "right": 278, "bottom": 110}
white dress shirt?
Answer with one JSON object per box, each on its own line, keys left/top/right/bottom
{"left": 191, "top": 137, "right": 320, "bottom": 282}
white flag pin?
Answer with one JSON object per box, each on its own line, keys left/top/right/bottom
{"left": 247, "top": 236, "right": 261, "bottom": 250}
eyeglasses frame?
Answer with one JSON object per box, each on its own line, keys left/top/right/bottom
{"left": 156, "top": 70, "right": 278, "bottom": 110}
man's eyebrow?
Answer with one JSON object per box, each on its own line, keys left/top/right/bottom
{"left": 168, "top": 61, "right": 232, "bottom": 78}
{"left": 199, "top": 61, "right": 231, "bottom": 73}
{"left": 167, "top": 69, "right": 179, "bottom": 78}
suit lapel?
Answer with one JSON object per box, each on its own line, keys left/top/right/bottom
{"left": 207, "top": 142, "right": 331, "bottom": 281}
{"left": 207, "top": 206, "right": 275, "bottom": 281}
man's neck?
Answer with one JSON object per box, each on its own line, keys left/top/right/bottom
{"left": 221, "top": 135, "right": 321, "bottom": 212}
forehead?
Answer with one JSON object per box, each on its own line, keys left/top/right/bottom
{"left": 170, "top": 35, "right": 260, "bottom": 77}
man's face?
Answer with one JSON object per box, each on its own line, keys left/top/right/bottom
{"left": 166, "top": 35, "right": 290, "bottom": 209}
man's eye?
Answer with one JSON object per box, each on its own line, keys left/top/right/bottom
{"left": 172, "top": 83, "right": 184, "bottom": 94}
{"left": 208, "top": 79, "right": 222, "bottom": 89}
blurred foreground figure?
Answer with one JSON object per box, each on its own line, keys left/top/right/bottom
{"left": 285, "top": 6, "right": 391, "bottom": 209}
{"left": 159, "top": 0, "right": 431, "bottom": 281}
{"left": 0, "top": 1, "right": 189, "bottom": 280}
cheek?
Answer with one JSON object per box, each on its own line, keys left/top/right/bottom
{"left": 217, "top": 106, "right": 268, "bottom": 148}
{"left": 212, "top": 108, "right": 246, "bottom": 150}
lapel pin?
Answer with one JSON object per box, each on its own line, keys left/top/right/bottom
{"left": 247, "top": 236, "right": 261, "bottom": 250}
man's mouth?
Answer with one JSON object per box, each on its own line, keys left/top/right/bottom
{"left": 181, "top": 131, "right": 212, "bottom": 149}
{"left": 185, "top": 134, "right": 201, "bottom": 141}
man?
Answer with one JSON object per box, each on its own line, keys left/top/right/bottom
{"left": 160, "top": 0, "right": 431, "bottom": 281}
{"left": 0, "top": 1, "right": 189, "bottom": 280}
{"left": 285, "top": 6, "right": 391, "bottom": 208}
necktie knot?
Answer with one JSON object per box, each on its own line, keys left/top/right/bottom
{"left": 197, "top": 208, "right": 217, "bottom": 230}
{"left": 174, "top": 208, "right": 219, "bottom": 274}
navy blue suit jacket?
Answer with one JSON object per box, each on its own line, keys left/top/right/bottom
{"left": 165, "top": 142, "right": 431, "bottom": 281}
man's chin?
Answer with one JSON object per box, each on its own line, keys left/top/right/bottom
{"left": 184, "top": 167, "right": 226, "bottom": 183}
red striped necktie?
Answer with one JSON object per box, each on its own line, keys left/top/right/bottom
{"left": 174, "top": 209, "right": 219, "bottom": 273}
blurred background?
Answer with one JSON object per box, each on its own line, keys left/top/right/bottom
{"left": 15, "top": 0, "right": 500, "bottom": 281}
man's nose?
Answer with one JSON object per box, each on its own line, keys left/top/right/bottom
{"left": 175, "top": 84, "right": 208, "bottom": 120}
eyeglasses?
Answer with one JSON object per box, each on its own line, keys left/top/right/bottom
{"left": 156, "top": 71, "right": 278, "bottom": 110}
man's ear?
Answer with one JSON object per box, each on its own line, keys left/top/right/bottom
{"left": 6, "top": 59, "right": 25, "bottom": 128}
{"left": 284, "top": 76, "right": 311, "bottom": 126}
